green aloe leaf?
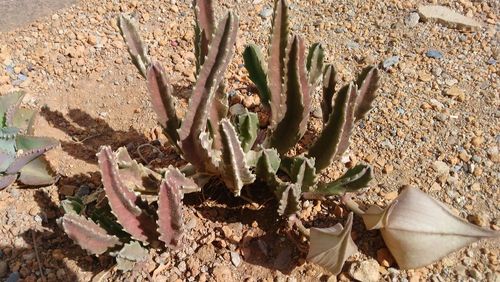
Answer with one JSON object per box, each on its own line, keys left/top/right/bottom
{"left": 236, "top": 109, "right": 259, "bottom": 152}
{"left": 178, "top": 12, "right": 238, "bottom": 174}
{"left": 0, "top": 127, "right": 19, "bottom": 156}
{"left": 0, "top": 174, "right": 17, "bottom": 190}
{"left": 277, "top": 182, "right": 301, "bottom": 216}
{"left": 61, "top": 213, "right": 121, "bottom": 255}
{"left": 8, "top": 108, "right": 37, "bottom": 135}
{"left": 18, "top": 157, "right": 56, "bottom": 186}
{"left": 280, "top": 155, "right": 317, "bottom": 192}
{"left": 307, "top": 83, "right": 357, "bottom": 171}
{"left": 118, "top": 14, "right": 151, "bottom": 78}
{"left": 269, "top": 35, "right": 309, "bottom": 154}
{"left": 255, "top": 148, "right": 281, "bottom": 186}
{"left": 0, "top": 91, "right": 25, "bottom": 126}
{"left": 320, "top": 64, "right": 337, "bottom": 125}
{"left": 147, "top": 62, "right": 181, "bottom": 148}
{"left": 306, "top": 43, "right": 325, "bottom": 86}
{"left": 313, "top": 164, "right": 373, "bottom": 196}
{"left": 0, "top": 149, "right": 15, "bottom": 172}
{"left": 115, "top": 241, "right": 148, "bottom": 271}
{"left": 193, "top": 0, "right": 215, "bottom": 73}
{"left": 61, "top": 197, "right": 85, "bottom": 215}
{"left": 354, "top": 66, "right": 380, "bottom": 120}
{"left": 97, "top": 146, "right": 159, "bottom": 243}
{"left": 219, "top": 119, "right": 255, "bottom": 196}
{"left": 243, "top": 44, "right": 271, "bottom": 106}
{"left": 268, "top": 0, "right": 289, "bottom": 127}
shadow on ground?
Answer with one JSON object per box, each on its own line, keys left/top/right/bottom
{"left": 2, "top": 106, "right": 384, "bottom": 280}
{"left": 40, "top": 107, "right": 154, "bottom": 165}
{"left": 0, "top": 186, "right": 113, "bottom": 281}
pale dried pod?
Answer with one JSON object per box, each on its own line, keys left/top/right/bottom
{"left": 358, "top": 186, "right": 499, "bottom": 269}
{"left": 307, "top": 212, "right": 358, "bottom": 274}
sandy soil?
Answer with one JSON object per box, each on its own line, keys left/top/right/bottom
{"left": 0, "top": 0, "right": 498, "bottom": 281}
{"left": 0, "top": 0, "right": 76, "bottom": 32}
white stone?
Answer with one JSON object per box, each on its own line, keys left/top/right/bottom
{"left": 349, "top": 259, "right": 380, "bottom": 282}
{"left": 418, "top": 5, "right": 482, "bottom": 30}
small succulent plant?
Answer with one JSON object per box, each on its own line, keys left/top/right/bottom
{"left": 60, "top": 0, "right": 499, "bottom": 276}
{"left": 0, "top": 91, "right": 59, "bottom": 190}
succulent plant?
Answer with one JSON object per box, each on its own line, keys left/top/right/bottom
{"left": 62, "top": 0, "right": 376, "bottom": 272}
{"left": 61, "top": 0, "right": 246, "bottom": 268}
{"left": 242, "top": 0, "right": 379, "bottom": 215}
{"left": 59, "top": 0, "right": 499, "bottom": 277}
{"left": 61, "top": 146, "right": 196, "bottom": 259}
{"left": 61, "top": 1, "right": 378, "bottom": 269}
{"left": 0, "top": 91, "right": 59, "bottom": 190}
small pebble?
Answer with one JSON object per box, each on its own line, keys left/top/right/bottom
{"left": 259, "top": 7, "right": 273, "bottom": 18}
{"left": 433, "top": 160, "right": 450, "bottom": 176}
{"left": 471, "top": 155, "right": 481, "bottom": 163}
{"left": 468, "top": 213, "right": 488, "bottom": 227}
{"left": 384, "top": 191, "right": 398, "bottom": 201}
{"left": 470, "top": 136, "right": 484, "bottom": 147}
{"left": 349, "top": 259, "right": 380, "bottom": 282}
{"left": 6, "top": 272, "right": 20, "bottom": 282}
{"left": 383, "top": 164, "right": 394, "bottom": 174}
{"left": 426, "top": 49, "right": 443, "bottom": 59}
{"left": 470, "top": 182, "right": 480, "bottom": 191}
{"left": 230, "top": 251, "right": 241, "bottom": 267}
{"left": 487, "top": 146, "right": 499, "bottom": 162}
{"left": 445, "top": 78, "right": 458, "bottom": 86}
{"left": 346, "top": 41, "right": 360, "bottom": 49}
{"left": 418, "top": 5, "right": 482, "bottom": 30}
{"left": 75, "top": 184, "right": 91, "bottom": 197}
{"left": 469, "top": 269, "right": 483, "bottom": 280}
{"left": 334, "top": 27, "right": 347, "bottom": 33}
{"left": 387, "top": 267, "right": 400, "bottom": 277}
{"left": 382, "top": 56, "right": 399, "bottom": 70}
{"left": 404, "top": 12, "right": 420, "bottom": 27}
{"left": 60, "top": 185, "right": 77, "bottom": 196}
{"left": 418, "top": 71, "right": 433, "bottom": 82}
{"left": 177, "top": 261, "right": 187, "bottom": 272}
{"left": 444, "top": 86, "right": 465, "bottom": 101}
{"left": 455, "top": 265, "right": 467, "bottom": 276}
{"left": 431, "top": 67, "right": 442, "bottom": 76}
{"left": 311, "top": 107, "right": 322, "bottom": 118}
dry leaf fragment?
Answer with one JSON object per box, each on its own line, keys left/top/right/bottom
{"left": 307, "top": 212, "right": 358, "bottom": 275}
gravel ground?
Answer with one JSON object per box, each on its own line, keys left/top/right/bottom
{"left": 0, "top": 0, "right": 498, "bottom": 281}
{"left": 0, "top": 0, "right": 76, "bottom": 32}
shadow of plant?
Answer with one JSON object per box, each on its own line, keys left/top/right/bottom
{"left": 0, "top": 186, "right": 113, "bottom": 281}
{"left": 182, "top": 181, "right": 302, "bottom": 274}
{"left": 39, "top": 107, "right": 154, "bottom": 164}
{"left": 21, "top": 106, "right": 383, "bottom": 279}
{"left": 34, "top": 107, "right": 304, "bottom": 275}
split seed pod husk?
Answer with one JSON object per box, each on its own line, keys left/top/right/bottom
{"left": 307, "top": 212, "right": 358, "bottom": 274}
{"left": 361, "top": 186, "right": 499, "bottom": 269}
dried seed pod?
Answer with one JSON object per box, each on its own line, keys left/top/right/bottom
{"left": 351, "top": 186, "right": 500, "bottom": 269}
{"left": 307, "top": 212, "right": 358, "bottom": 275}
